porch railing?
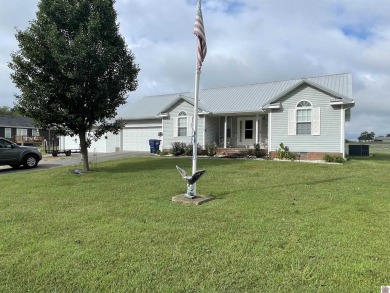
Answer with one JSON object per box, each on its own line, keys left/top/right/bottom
{"left": 12, "top": 136, "right": 44, "bottom": 145}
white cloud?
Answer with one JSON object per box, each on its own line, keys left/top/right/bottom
{"left": 1, "top": 0, "right": 390, "bottom": 139}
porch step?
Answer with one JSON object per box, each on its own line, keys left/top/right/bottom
{"left": 216, "top": 148, "right": 252, "bottom": 157}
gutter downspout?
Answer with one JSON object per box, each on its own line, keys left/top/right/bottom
{"left": 341, "top": 105, "right": 345, "bottom": 158}
{"left": 224, "top": 116, "right": 228, "bottom": 148}
{"left": 255, "top": 114, "right": 259, "bottom": 145}
{"left": 268, "top": 111, "right": 272, "bottom": 157}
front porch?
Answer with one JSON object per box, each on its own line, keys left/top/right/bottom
{"left": 217, "top": 114, "right": 268, "bottom": 149}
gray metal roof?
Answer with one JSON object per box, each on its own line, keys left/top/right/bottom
{"left": 0, "top": 115, "right": 35, "bottom": 128}
{"left": 118, "top": 73, "right": 353, "bottom": 119}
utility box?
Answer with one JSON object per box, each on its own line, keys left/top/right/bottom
{"left": 349, "top": 145, "right": 369, "bottom": 156}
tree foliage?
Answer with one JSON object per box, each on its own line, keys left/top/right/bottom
{"left": 0, "top": 106, "right": 19, "bottom": 116}
{"left": 358, "top": 131, "right": 375, "bottom": 141}
{"left": 9, "top": 0, "right": 139, "bottom": 170}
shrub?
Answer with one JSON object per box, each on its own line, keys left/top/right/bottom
{"left": 171, "top": 142, "right": 202, "bottom": 156}
{"left": 253, "top": 143, "right": 266, "bottom": 158}
{"left": 171, "top": 142, "right": 186, "bottom": 156}
{"left": 206, "top": 142, "right": 218, "bottom": 156}
{"left": 276, "top": 143, "right": 297, "bottom": 160}
{"left": 324, "top": 154, "right": 345, "bottom": 163}
{"left": 184, "top": 143, "right": 193, "bottom": 156}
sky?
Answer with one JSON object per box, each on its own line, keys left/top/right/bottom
{"left": 1, "top": 0, "right": 390, "bottom": 140}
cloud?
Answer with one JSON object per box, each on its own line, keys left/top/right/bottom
{"left": 1, "top": 0, "right": 390, "bottom": 138}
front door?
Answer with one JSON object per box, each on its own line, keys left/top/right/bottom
{"left": 237, "top": 118, "right": 255, "bottom": 146}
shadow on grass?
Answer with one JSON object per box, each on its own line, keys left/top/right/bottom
{"left": 101, "top": 156, "right": 249, "bottom": 174}
{"left": 206, "top": 176, "right": 352, "bottom": 201}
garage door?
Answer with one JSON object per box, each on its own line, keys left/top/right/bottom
{"left": 123, "top": 127, "right": 161, "bottom": 151}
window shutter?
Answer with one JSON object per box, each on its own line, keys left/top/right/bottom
{"left": 312, "top": 107, "right": 320, "bottom": 135}
{"left": 173, "top": 117, "right": 178, "bottom": 137}
{"left": 187, "top": 116, "right": 193, "bottom": 137}
{"left": 288, "top": 109, "right": 296, "bottom": 135}
{"left": 345, "top": 108, "right": 351, "bottom": 122}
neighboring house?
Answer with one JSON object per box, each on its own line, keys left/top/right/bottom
{"left": 61, "top": 73, "right": 355, "bottom": 159}
{"left": 374, "top": 136, "right": 390, "bottom": 142}
{"left": 0, "top": 115, "right": 41, "bottom": 144}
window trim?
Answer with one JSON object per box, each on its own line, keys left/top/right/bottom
{"left": 296, "top": 100, "right": 312, "bottom": 135}
{"left": 173, "top": 111, "right": 192, "bottom": 137}
{"left": 17, "top": 128, "right": 28, "bottom": 136}
{"left": 288, "top": 100, "right": 320, "bottom": 136}
{"left": 4, "top": 128, "right": 12, "bottom": 139}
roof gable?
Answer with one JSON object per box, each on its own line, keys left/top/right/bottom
{"left": 118, "top": 73, "right": 354, "bottom": 119}
{"left": 266, "top": 78, "right": 353, "bottom": 105}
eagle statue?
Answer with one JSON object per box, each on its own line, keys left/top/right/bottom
{"left": 176, "top": 165, "right": 206, "bottom": 198}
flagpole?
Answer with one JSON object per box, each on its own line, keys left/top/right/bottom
{"left": 191, "top": 0, "right": 206, "bottom": 198}
{"left": 192, "top": 67, "right": 200, "bottom": 196}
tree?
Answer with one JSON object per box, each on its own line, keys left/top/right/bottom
{"left": 0, "top": 106, "right": 13, "bottom": 115}
{"left": 386, "top": 134, "right": 390, "bottom": 137}
{"left": 358, "top": 131, "right": 375, "bottom": 141}
{"left": 9, "top": 0, "right": 139, "bottom": 171}
{"left": 0, "top": 106, "right": 20, "bottom": 116}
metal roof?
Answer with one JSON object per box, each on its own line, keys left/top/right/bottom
{"left": 118, "top": 73, "right": 353, "bottom": 119}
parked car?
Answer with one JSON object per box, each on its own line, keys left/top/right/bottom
{"left": 0, "top": 137, "right": 42, "bottom": 169}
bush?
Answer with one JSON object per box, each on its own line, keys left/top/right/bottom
{"left": 206, "top": 142, "right": 218, "bottom": 156}
{"left": 275, "top": 143, "right": 297, "bottom": 160}
{"left": 253, "top": 143, "right": 266, "bottom": 158}
{"left": 171, "top": 142, "right": 186, "bottom": 156}
{"left": 184, "top": 143, "right": 202, "bottom": 156}
{"left": 171, "top": 142, "right": 202, "bottom": 156}
{"left": 324, "top": 154, "right": 345, "bottom": 163}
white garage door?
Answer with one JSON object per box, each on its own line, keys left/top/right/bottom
{"left": 123, "top": 127, "right": 161, "bottom": 151}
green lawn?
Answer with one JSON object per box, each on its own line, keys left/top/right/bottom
{"left": 1, "top": 151, "right": 390, "bottom": 292}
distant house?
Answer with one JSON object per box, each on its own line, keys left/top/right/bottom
{"left": 61, "top": 73, "right": 355, "bottom": 159}
{"left": 374, "top": 136, "right": 390, "bottom": 143}
{"left": 0, "top": 115, "right": 44, "bottom": 145}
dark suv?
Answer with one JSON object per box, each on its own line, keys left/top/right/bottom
{"left": 0, "top": 137, "right": 42, "bottom": 169}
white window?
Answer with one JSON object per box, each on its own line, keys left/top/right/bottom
{"left": 173, "top": 111, "right": 192, "bottom": 137}
{"left": 17, "top": 128, "right": 28, "bottom": 136}
{"left": 32, "top": 129, "right": 39, "bottom": 136}
{"left": 178, "top": 111, "right": 187, "bottom": 137}
{"left": 4, "top": 128, "right": 11, "bottom": 138}
{"left": 288, "top": 101, "right": 320, "bottom": 136}
{"left": 296, "top": 101, "right": 312, "bottom": 135}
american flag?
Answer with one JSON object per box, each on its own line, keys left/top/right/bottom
{"left": 193, "top": 0, "right": 207, "bottom": 71}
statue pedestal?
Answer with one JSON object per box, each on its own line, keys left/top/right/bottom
{"left": 172, "top": 194, "right": 214, "bottom": 205}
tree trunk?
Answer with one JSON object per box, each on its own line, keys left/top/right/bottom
{"left": 79, "top": 131, "right": 90, "bottom": 171}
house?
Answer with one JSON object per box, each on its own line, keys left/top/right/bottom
{"left": 61, "top": 73, "right": 355, "bottom": 159}
{"left": 374, "top": 136, "right": 390, "bottom": 143}
{"left": 0, "top": 115, "right": 42, "bottom": 145}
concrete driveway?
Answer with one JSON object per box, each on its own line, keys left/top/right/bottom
{"left": 0, "top": 151, "right": 152, "bottom": 174}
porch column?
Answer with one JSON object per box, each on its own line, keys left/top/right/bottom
{"left": 340, "top": 105, "right": 345, "bottom": 158}
{"left": 255, "top": 114, "right": 259, "bottom": 145}
{"left": 259, "top": 115, "right": 263, "bottom": 145}
{"left": 202, "top": 116, "right": 206, "bottom": 149}
{"left": 224, "top": 116, "right": 228, "bottom": 148}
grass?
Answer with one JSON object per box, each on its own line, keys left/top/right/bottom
{"left": 1, "top": 150, "right": 390, "bottom": 292}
